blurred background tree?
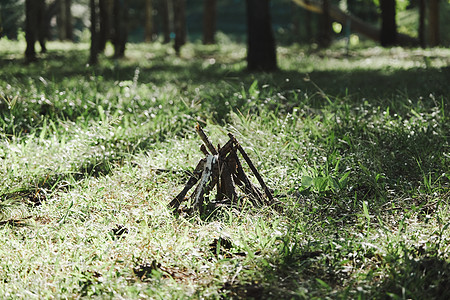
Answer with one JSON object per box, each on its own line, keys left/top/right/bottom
{"left": 88, "top": 0, "right": 98, "bottom": 64}
{"left": 428, "top": 0, "right": 440, "bottom": 46}
{"left": 203, "top": 0, "right": 217, "bottom": 44}
{"left": 173, "top": 0, "right": 186, "bottom": 55}
{"left": 379, "top": 0, "right": 398, "bottom": 46}
{"left": 112, "top": 0, "right": 128, "bottom": 57}
{"left": 57, "top": 0, "right": 74, "bottom": 41}
{"left": 246, "top": 0, "right": 277, "bottom": 71}
{"left": 144, "top": 0, "right": 154, "bottom": 42}
{"left": 24, "top": 0, "right": 47, "bottom": 62}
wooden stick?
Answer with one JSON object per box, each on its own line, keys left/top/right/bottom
{"left": 218, "top": 158, "right": 237, "bottom": 203}
{"left": 228, "top": 133, "right": 274, "bottom": 203}
{"left": 168, "top": 158, "right": 205, "bottom": 209}
{"left": 200, "top": 144, "right": 209, "bottom": 156}
{"left": 208, "top": 155, "right": 220, "bottom": 192}
{"left": 230, "top": 150, "right": 264, "bottom": 206}
{"left": 196, "top": 123, "right": 218, "bottom": 155}
{"left": 218, "top": 138, "right": 235, "bottom": 157}
{"left": 192, "top": 154, "right": 216, "bottom": 210}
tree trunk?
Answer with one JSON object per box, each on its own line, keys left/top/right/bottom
{"left": 57, "top": 0, "right": 67, "bottom": 40}
{"left": 305, "top": 7, "right": 312, "bottom": 42}
{"left": 319, "top": 0, "right": 332, "bottom": 47}
{"left": 89, "top": 0, "right": 99, "bottom": 65}
{"left": 25, "top": 0, "right": 46, "bottom": 61}
{"left": 98, "top": 0, "right": 111, "bottom": 52}
{"left": 37, "top": 0, "right": 47, "bottom": 53}
{"left": 160, "top": 0, "right": 171, "bottom": 43}
{"left": 25, "top": 0, "right": 37, "bottom": 62}
{"left": 43, "top": 0, "right": 60, "bottom": 41}
{"left": 173, "top": 0, "right": 186, "bottom": 55}
{"left": 55, "top": 0, "right": 73, "bottom": 41}
{"left": 65, "top": 0, "right": 73, "bottom": 41}
{"left": 245, "top": 0, "right": 277, "bottom": 71}
{"left": 145, "top": 0, "right": 153, "bottom": 42}
{"left": 428, "top": 0, "right": 440, "bottom": 47}
{"left": 379, "top": 0, "right": 397, "bottom": 47}
{"left": 203, "top": 0, "right": 217, "bottom": 44}
{"left": 291, "top": 3, "right": 300, "bottom": 43}
{"left": 113, "top": 0, "right": 128, "bottom": 58}
{"left": 418, "top": 0, "right": 425, "bottom": 48}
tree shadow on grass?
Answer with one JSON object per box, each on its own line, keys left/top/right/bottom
{"left": 274, "top": 66, "right": 450, "bottom": 109}
{"left": 373, "top": 252, "right": 450, "bottom": 299}
{"left": 330, "top": 109, "right": 449, "bottom": 196}
{"left": 222, "top": 234, "right": 450, "bottom": 298}
{"left": 2, "top": 47, "right": 449, "bottom": 103}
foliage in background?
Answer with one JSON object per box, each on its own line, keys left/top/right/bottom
{"left": 0, "top": 0, "right": 24, "bottom": 39}
{"left": 372, "top": 0, "right": 410, "bottom": 12}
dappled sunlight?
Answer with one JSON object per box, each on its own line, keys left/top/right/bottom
{"left": 0, "top": 39, "right": 449, "bottom": 298}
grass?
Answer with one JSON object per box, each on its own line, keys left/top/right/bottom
{"left": 0, "top": 39, "right": 449, "bottom": 299}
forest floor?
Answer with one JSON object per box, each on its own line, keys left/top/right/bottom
{"left": 1, "top": 40, "right": 450, "bottom": 299}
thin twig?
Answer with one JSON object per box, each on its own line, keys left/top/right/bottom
{"left": 168, "top": 158, "right": 206, "bottom": 209}
{"left": 229, "top": 150, "right": 264, "bottom": 206}
{"left": 192, "top": 154, "right": 216, "bottom": 210}
{"left": 229, "top": 133, "right": 274, "bottom": 203}
{"left": 196, "top": 123, "right": 218, "bottom": 155}
{"left": 200, "top": 144, "right": 210, "bottom": 156}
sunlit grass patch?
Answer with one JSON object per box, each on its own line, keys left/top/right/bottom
{"left": 0, "top": 40, "right": 449, "bottom": 298}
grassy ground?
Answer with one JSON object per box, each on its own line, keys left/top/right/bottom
{"left": 0, "top": 39, "right": 449, "bottom": 299}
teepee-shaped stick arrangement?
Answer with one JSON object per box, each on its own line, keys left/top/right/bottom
{"left": 169, "top": 123, "right": 274, "bottom": 213}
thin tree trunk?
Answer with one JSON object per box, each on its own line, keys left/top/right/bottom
{"left": 379, "top": 0, "right": 397, "bottom": 47}
{"left": 65, "top": 0, "right": 73, "bottom": 41}
{"left": 37, "top": 0, "right": 47, "bottom": 53}
{"left": 291, "top": 3, "right": 299, "bottom": 43}
{"left": 203, "top": 0, "right": 217, "bottom": 44}
{"left": 428, "top": 0, "right": 440, "bottom": 47}
{"left": 57, "top": 0, "right": 67, "bottom": 40}
{"left": 25, "top": 0, "right": 46, "bottom": 60}
{"left": 43, "top": 0, "right": 60, "bottom": 41}
{"left": 98, "top": 0, "right": 111, "bottom": 52}
{"left": 305, "top": 7, "right": 312, "bottom": 42}
{"left": 145, "top": 0, "right": 153, "bottom": 42}
{"left": 419, "top": 0, "right": 425, "bottom": 48}
{"left": 246, "top": 0, "right": 277, "bottom": 71}
{"left": 25, "top": 0, "right": 37, "bottom": 62}
{"left": 319, "top": 0, "right": 332, "bottom": 47}
{"left": 173, "top": 0, "right": 186, "bottom": 55}
{"left": 161, "top": 0, "right": 171, "bottom": 43}
{"left": 89, "top": 0, "right": 99, "bottom": 65}
{"left": 113, "top": 0, "right": 128, "bottom": 57}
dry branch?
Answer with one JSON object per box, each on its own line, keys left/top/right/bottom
{"left": 168, "top": 158, "right": 206, "bottom": 209}
{"left": 196, "top": 123, "right": 218, "bottom": 155}
{"left": 228, "top": 133, "right": 274, "bottom": 204}
{"left": 229, "top": 149, "right": 264, "bottom": 206}
{"left": 192, "top": 154, "right": 217, "bottom": 211}
{"left": 291, "top": 0, "right": 419, "bottom": 46}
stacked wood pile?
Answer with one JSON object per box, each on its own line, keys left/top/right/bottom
{"left": 169, "top": 124, "right": 274, "bottom": 213}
